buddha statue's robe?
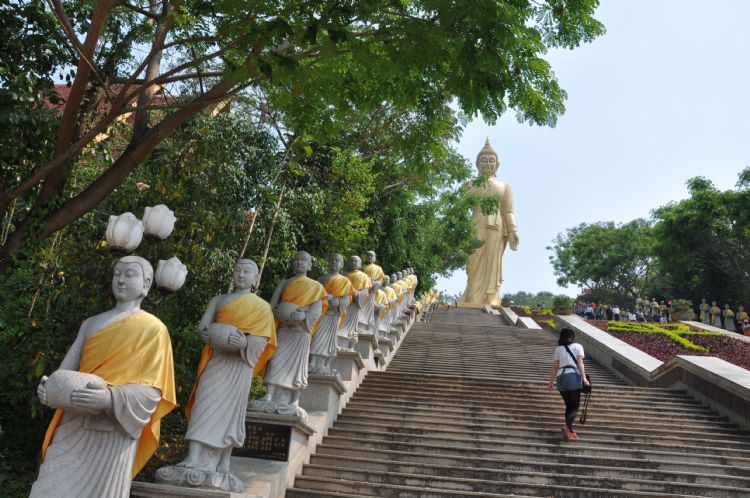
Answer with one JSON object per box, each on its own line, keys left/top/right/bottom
{"left": 699, "top": 302, "right": 710, "bottom": 323}
{"left": 382, "top": 285, "right": 398, "bottom": 334}
{"left": 265, "top": 276, "right": 327, "bottom": 392}
{"left": 362, "top": 263, "right": 386, "bottom": 285}
{"left": 710, "top": 305, "right": 722, "bottom": 328}
{"left": 184, "top": 293, "right": 276, "bottom": 450}
{"left": 360, "top": 264, "right": 384, "bottom": 334}
{"left": 373, "top": 289, "right": 389, "bottom": 339}
{"left": 459, "top": 178, "right": 517, "bottom": 307}
{"left": 340, "top": 270, "right": 372, "bottom": 346}
{"left": 32, "top": 311, "right": 176, "bottom": 498}
{"left": 737, "top": 309, "right": 749, "bottom": 323}
{"left": 723, "top": 308, "right": 736, "bottom": 332}
{"left": 311, "top": 274, "right": 353, "bottom": 362}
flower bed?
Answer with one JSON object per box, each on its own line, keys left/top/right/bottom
{"left": 595, "top": 321, "right": 750, "bottom": 371}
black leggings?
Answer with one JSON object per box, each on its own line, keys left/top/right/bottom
{"left": 559, "top": 389, "right": 581, "bottom": 430}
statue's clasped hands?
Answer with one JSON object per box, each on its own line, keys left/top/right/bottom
{"left": 227, "top": 330, "right": 248, "bottom": 349}
{"left": 71, "top": 382, "right": 112, "bottom": 411}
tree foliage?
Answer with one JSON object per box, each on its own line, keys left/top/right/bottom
{"left": 1, "top": 0, "right": 605, "bottom": 267}
{"left": 652, "top": 170, "right": 750, "bottom": 307}
{"left": 548, "top": 219, "right": 658, "bottom": 302}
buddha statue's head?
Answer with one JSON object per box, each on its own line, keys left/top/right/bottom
{"left": 476, "top": 138, "right": 499, "bottom": 177}
{"left": 113, "top": 255, "right": 153, "bottom": 302}
{"left": 365, "top": 250, "right": 377, "bottom": 264}
{"left": 390, "top": 273, "right": 398, "bottom": 284}
{"left": 329, "top": 253, "right": 344, "bottom": 273}
{"left": 384, "top": 275, "right": 391, "bottom": 285}
{"left": 293, "top": 250, "right": 312, "bottom": 275}
{"left": 233, "top": 258, "right": 259, "bottom": 290}
{"left": 347, "top": 255, "right": 362, "bottom": 271}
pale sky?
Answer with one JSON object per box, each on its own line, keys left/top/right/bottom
{"left": 436, "top": 0, "right": 750, "bottom": 298}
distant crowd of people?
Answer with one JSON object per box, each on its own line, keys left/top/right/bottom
{"left": 575, "top": 299, "right": 750, "bottom": 336}
{"left": 575, "top": 302, "right": 669, "bottom": 323}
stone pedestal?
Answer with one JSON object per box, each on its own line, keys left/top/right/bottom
{"left": 134, "top": 413, "right": 315, "bottom": 498}
{"left": 331, "top": 349, "right": 366, "bottom": 405}
{"left": 391, "top": 320, "right": 405, "bottom": 341}
{"left": 355, "top": 332, "right": 378, "bottom": 370}
{"left": 299, "top": 373, "right": 346, "bottom": 413}
{"left": 378, "top": 336, "right": 393, "bottom": 361}
{"left": 373, "top": 350, "right": 385, "bottom": 370}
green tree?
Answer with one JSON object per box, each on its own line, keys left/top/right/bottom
{"left": 548, "top": 219, "right": 658, "bottom": 302}
{"left": 652, "top": 170, "right": 750, "bottom": 307}
{"left": 1, "top": 0, "right": 605, "bottom": 268}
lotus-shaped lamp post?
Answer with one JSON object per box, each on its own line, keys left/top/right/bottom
{"left": 106, "top": 212, "right": 144, "bottom": 252}
{"left": 143, "top": 204, "right": 176, "bottom": 240}
{"left": 155, "top": 257, "right": 188, "bottom": 292}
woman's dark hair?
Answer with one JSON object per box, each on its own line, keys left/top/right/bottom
{"left": 558, "top": 327, "right": 576, "bottom": 346}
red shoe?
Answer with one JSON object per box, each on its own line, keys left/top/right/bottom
{"left": 569, "top": 431, "right": 579, "bottom": 440}
{"left": 561, "top": 426, "right": 572, "bottom": 441}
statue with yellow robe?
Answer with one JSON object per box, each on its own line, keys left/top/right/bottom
{"left": 156, "top": 259, "right": 276, "bottom": 492}
{"left": 458, "top": 139, "right": 519, "bottom": 307}
{"left": 360, "top": 250, "right": 385, "bottom": 334}
{"left": 338, "top": 255, "right": 372, "bottom": 351}
{"left": 710, "top": 301, "right": 722, "bottom": 328}
{"left": 32, "top": 256, "right": 176, "bottom": 498}
{"left": 249, "top": 251, "right": 327, "bottom": 420}
{"left": 699, "top": 299, "right": 710, "bottom": 324}
{"left": 311, "top": 254, "right": 354, "bottom": 375}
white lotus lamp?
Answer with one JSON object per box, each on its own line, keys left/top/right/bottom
{"left": 143, "top": 204, "right": 176, "bottom": 240}
{"left": 155, "top": 256, "right": 188, "bottom": 292}
{"left": 106, "top": 212, "right": 144, "bottom": 251}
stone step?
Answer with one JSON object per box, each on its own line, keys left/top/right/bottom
{"left": 315, "top": 442, "right": 750, "bottom": 481}
{"left": 332, "top": 418, "right": 750, "bottom": 454}
{"left": 317, "top": 435, "right": 750, "bottom": 470}
{"left": 290, "top": 474, "right": 702, "bottom": 497}
{"left": 288, "top": 308, "right": 750, "bottom": 497}
{"left": 343, "top": 400, "right": 730, "bottom": 430}
{"left": 305, "top": 455, "right": 750, "bottom": 492}
{"left": 337, "top": 405, "right": 743, "bottom": 437}
{"left": 364, "top": 372, "right": 697, "bottom": 397}
{"left": 297, "top": 465, "right": 745, "bottom": 497}
{"left": 347, "top": 390, "right": 721, "bottom": 419}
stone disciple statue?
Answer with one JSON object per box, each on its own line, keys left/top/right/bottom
{"left": 251, "top": 251, "right": 327, "bottom": 419}
{"left": 699, "top": 299, "right": 710, "bottom": 324}
{"left": 723, "top": 304, "right": 736, "bottom": 332}
{"left": 338, "top": 255, "right": 372, "bottom": 350}
{"left": 381, "top": 275, "right": 398, "bottom": 334}
{"left": 311, "top": 254, "right": 354, "bottom": 374}
{"left": 157, "top": 259, "right": 276, "bottom": 492}
{"left": 710, "top": 301, "right": 722, "bottom": 328}
{"left": 458, "top": 139, "right": 519, "bottom": 307}
{"left": 31, "top": 256, "right": 176, "bottom": 498}
{"left": 360, "top": 250, "right": 385, "bottom": 333}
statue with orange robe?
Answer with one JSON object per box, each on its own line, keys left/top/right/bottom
{"left": 156, "top": 258, "right": 276, "bottom": 492}
{"left": 338, "top": 255, "right": 372, "bottom": 350}
{"left": 251, "top": 251, "right": 327, "bottom": 420}
{"left": 311, "top": 254, "right": 354, "bottom": 375}
{"left": 361, "top": 250, "right": 385, "bottom": 333}
{"left": 31, "top": 256, "right": 176, "bottom": 498}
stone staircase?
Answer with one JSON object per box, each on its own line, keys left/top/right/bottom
{"left": 286, "top": 308, "right": 750, "bottom": 497}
